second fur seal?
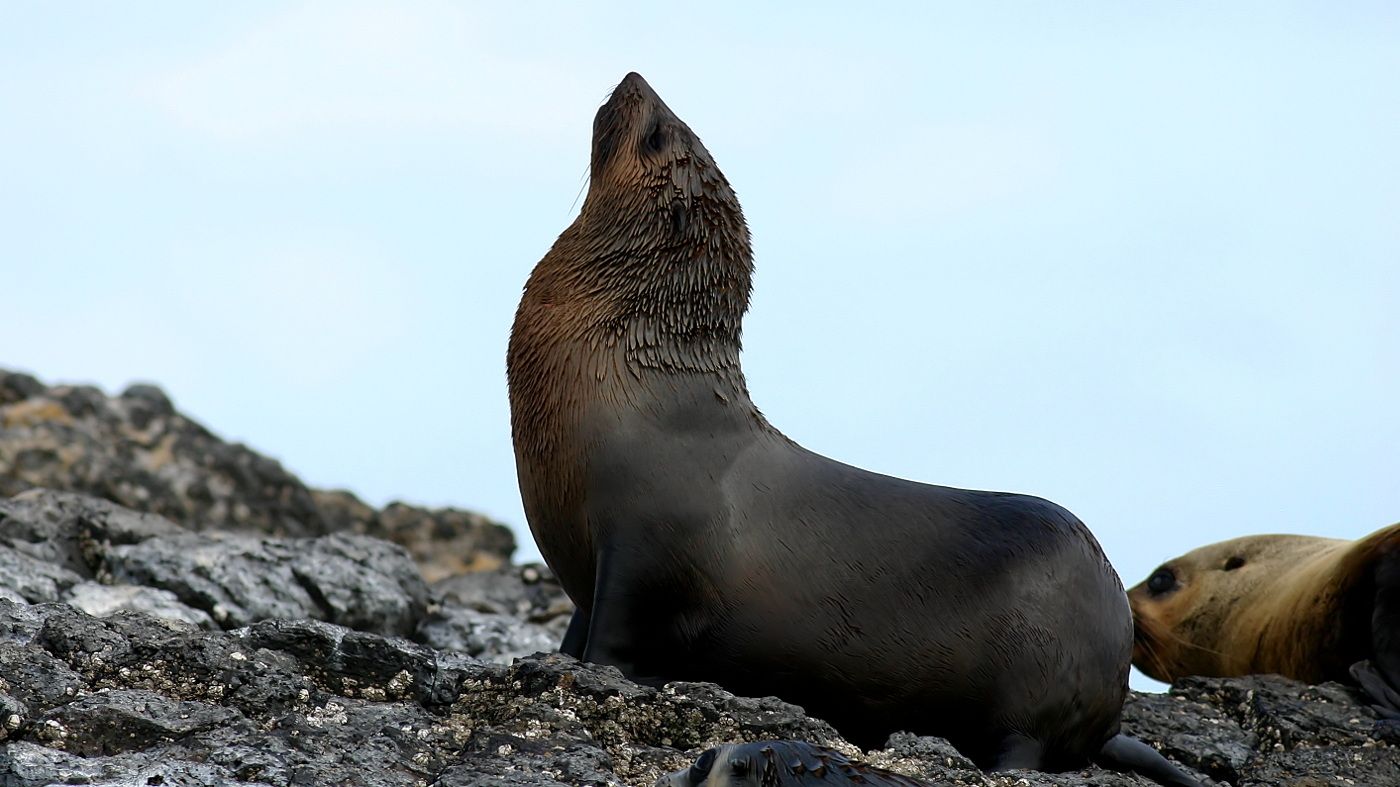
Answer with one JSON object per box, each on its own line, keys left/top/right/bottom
{"left": 507, "top": 72, "right": 1197, "bottom": 785}
{"left": 1130, "top": 522, "right": 1400, "bottom": 715}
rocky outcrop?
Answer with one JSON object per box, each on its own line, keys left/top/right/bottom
{"left": 2, "top": 367, "right": 1396, "bottom": 785}
{"left": 0, "top": 368, "right": 515, "bottom": 578}
{"left": 1, "top": 587, "right": 1397, "bottom": 786}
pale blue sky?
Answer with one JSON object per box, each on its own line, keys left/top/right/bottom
{"left": 3, "top": 3, "right": 1398, "bottom": 689}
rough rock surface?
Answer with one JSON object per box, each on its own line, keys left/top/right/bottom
{"left": 2, "top": 367, "right": 1396, "bottom": 785}
{"left": 1, "top": 589, "right": 1397, "bottom": 786}
{"left": 0, "top": 368, "right": 515, "bottom": 576}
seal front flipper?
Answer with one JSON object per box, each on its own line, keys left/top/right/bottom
{"left": 1350, "top": 661, "right": 1400, "bottom": 719}
{"left": 560, "top": 608, "right": 589, "bottom": 658}
{"left": 578, "top": 545, "right": 686, "bottom": 682}
{"left": 1095, "top": 734, "right": 1201, "bottom": 787}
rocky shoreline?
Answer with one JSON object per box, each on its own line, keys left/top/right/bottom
{"left": 1, "top": 369, "right": 1396, "bottom": 786}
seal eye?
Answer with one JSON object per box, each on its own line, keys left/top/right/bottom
{"left": 646, "top": 124, "right": 668, "bottom": 153}
{"left": 1223, "top": 556, "right": 1246, "bottom": 571}
{"left": 688, "top": 749, "right": 716, "bottom": 783}
{"left": 1146, "top": 567, "right": 1177, "bottom": 596}
{"left": 670, "top": 201, "right": 688, "bottom": 235}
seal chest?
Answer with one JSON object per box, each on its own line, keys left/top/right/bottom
{"left": 507, "top": 73, "right": 1197, "bottom": 785}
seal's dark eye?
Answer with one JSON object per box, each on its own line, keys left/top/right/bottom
{"left": 646, "top": 125, "right": 667, "bottom": 152}
{"left": 1223, "top": 556, "right": 1245, "bottom": 571}
{"left": 670, "top": 201, "right": 688, "bottom": 235}
{"left": 688, "top": 749, "right": 716, "bottom": 782}
{"left": 1146, "top": 567, "right": 1177, "bottom": 596}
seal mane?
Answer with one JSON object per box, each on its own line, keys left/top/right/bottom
{"left": 507, "top": 73, "right": 762, "bottom": 592}
{"left": 508, "top": 74, "right": 757, "bottom": 455}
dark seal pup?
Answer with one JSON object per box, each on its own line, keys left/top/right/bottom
{"left": 507, "top": 72, "right": 1198, "bottom": 786}
{"left": 654, "top": 741, "right": 929, "bottom": 787}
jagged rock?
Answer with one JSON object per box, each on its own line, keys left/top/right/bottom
{"left": 0, "top": 372, "right": 328, "bottom": 536}
{"left": 105, "top": 531, "right": 430, "bottom": 636}
{"left": 316, "top": 490, "right": 518, "bottom": 581}
{"left": 434, "top": 564, "right": 572, "bottom": 620}
{"left": 0, "top": 545, "right": 82, "bottom": 605}
{"left": 416, "top": 606, "right": 558, "bottom": 663}
{"left": 2, "top": 595, "right": 1398, "bottom": 786}
{"left": 0, "top": 740, "right": 263, "bottom": 787}
{"left": 867, "top": 732, "right": 986, "bottom": 785}
{"left": 1171, "top": 674, "right": 1384, "bottom": 753}
{"left": 0, "top": 369, "right": 516, "bottom": 573}
{"left": 3, "top": 367, "right": 1396, "bottom": 785}
{"left": 1119, "top": 686, "right": 1254, "bottom": 784}
{"left": 1, "top": 488, "right": 429, "bottom": 637}
{"left": 63, "top": 581, "right": 216, "bottom": 629}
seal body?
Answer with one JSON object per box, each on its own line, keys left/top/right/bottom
{"left": 508, "top": 73, "right": 1191, "bottom": 782}
{"left": 1130, "top": 523, "right": 1400, "bottom": 712}
{"left": 654, "top": 741, "right": 930, "bottom": 787}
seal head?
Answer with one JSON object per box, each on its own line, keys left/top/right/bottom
{"left": 1129, "top": 523, "right": 1400, "bottom": 713}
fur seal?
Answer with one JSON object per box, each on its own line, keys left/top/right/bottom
{"left": 1130, "top": 523, "right": 1400, "bottom": 714}
{"left": 654, "top": 741, "right": 929, "bottom": 787}
{"left": 507, "top": 72, "right": 1198, "bottom": 785}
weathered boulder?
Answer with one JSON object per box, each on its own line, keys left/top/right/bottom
{"left": 0, "top": 488, "right": 430, "bottom": 637}
{"left": 3, "top": 367, "right": 1396, "bottom": 786}
{"left": 0, "top": 368, "right": 516, "bottom": 574}
{"left": 1, "top": 592, "right": 1398, "bottom": 786}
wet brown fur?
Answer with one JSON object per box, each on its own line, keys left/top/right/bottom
{"left": 507, "top": 74, "right": 763, "bottom": 602}
{"left": 1129, "top": 523, "right": 1400, "bottom": 684}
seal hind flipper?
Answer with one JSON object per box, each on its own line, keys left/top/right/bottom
{"left": 1095, "top": 734, "right": 1202, "bottom": 787}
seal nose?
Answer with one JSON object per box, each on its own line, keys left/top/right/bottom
{"left": 614, "top": 71, "right": 659, "bottom": 104}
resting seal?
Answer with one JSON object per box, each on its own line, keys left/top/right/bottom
{"left": 654, "top": 741, "right": 928, "bottom": 787}
{"left": 1130, "top": 523, "right": 1400, "bottom": 714}
{"left": 507, "top": 72, "right": 1198, "bottom": 785}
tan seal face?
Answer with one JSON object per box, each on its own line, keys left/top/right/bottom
{"left": 1128, "top": 524, "right": 1400, "bottom": 685}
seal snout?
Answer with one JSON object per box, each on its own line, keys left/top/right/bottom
{"left": 617, "top": 71, "right": 654, "bottom": 97}
{"left": 605, "top": 71, "right": 666, "bottom": 116}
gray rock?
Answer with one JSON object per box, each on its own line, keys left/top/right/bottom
{"left": 316, "top": 489, "right": 519, "bottom": 582}
{"left": 0, "top": 487, "right": 186, "bottom": 578}
{"left": 64, "top": 581, "right": 216, "bottom": 629}
{"left": 3, "top": 589, "right": 1398, "bottom": 786}
{"left": 0, "top": 369, "right": 516, "bottom": 572}
{"left": 0, "top": 740, "right": 267, "bottom": 787}
{"left": 38, "top": 688, "right": 243, "bottom": 756}
{"left": 0, "top": 545, "right": 83, "bottom": 604}
{"left": 416, "top": 606, "right": 558, "bottom": 663}
{"left": 105, "top": 531, "right": 430, "bottom": 635}
{"left": 433, "top": 562, "right": 574, "bottom": 622}
{"left": 3, "top": 368, "right": 1397, "bottom": 785}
